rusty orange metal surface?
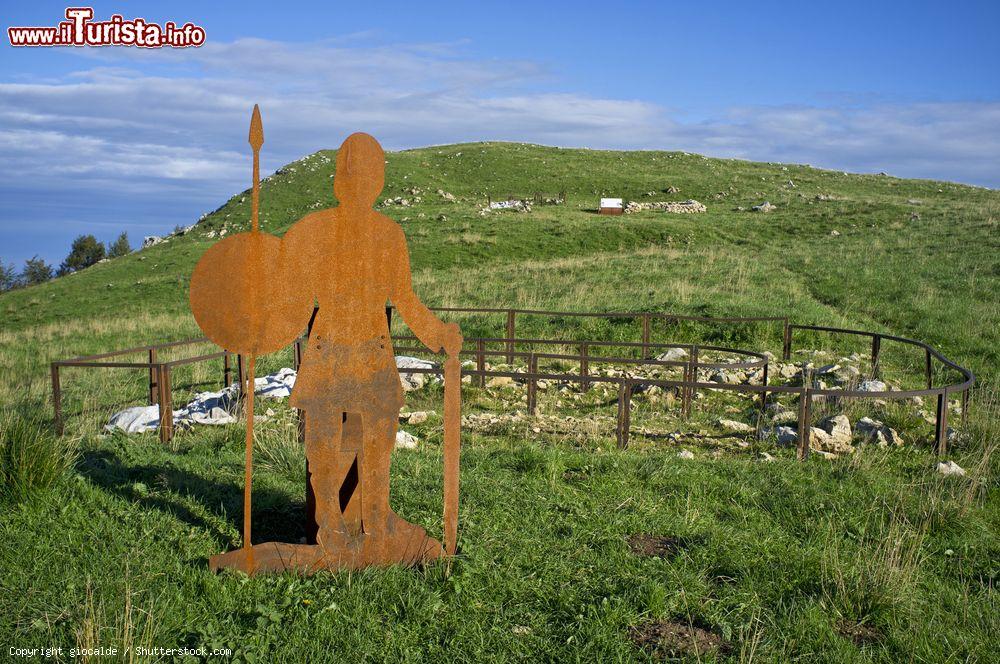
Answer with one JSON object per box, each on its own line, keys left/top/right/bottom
{"left": 189, "top": 106, "right": 462, "bottom": 574}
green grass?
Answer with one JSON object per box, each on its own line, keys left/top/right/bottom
{"left": 0, "top": 409, "right": 78, "bottom": 506}
{"left": 0, "top": 142, "right": 997, "bottom": 661}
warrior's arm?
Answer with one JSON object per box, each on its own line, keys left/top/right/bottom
{"left": 389, "top": 228, "right": 459, "bottom": 353}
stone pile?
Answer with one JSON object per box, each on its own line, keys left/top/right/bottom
{"left": 488, "top": 199, "right": 532, "bottom": 211}
{"left": 624, "top": 200, "right": 706, "bottom": 214}
{"left": 381, "top": 196, "right": 419, "bottom": 207}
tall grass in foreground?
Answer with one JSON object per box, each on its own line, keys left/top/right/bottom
{"left": 957, "top": 386, "right": 999, "bottom": 509}
{"left": 253, "top": 410, "right": 306, "bottom": 479}
{"left": 75, "top": 573, "right": 158, "bottom": 664}
{"left": 0, "top": 409, "right": 77, "bottom": 505}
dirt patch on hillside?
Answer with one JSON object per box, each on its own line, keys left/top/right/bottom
{"left": 837, "top": 619, "right": 882, "bottom": 645}
{"left": 627, "top": 533, "right": 702, "bottom": 558}
{"left": 630, "top": 619, "right": 729, "bottom": 659}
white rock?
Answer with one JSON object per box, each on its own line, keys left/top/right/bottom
{"left": 396, "top": 355, "right": 437, "bottom": 391}
{"left": 809, "top": 425, "right": 854, "bottom": 454}
{"left": 407, "top": 411, "right": 428, "bottom": 424}
{"left": 775, "top": 426, "right": 798, "bottom": 445}
{"left": 395, "top": 430, "right": 418, "bottom": 449}
{"left": 141, "top": 235, "right": 163, "bottom": 249}
{"left": 655, "top": 347, "right": 688, "bottom": 363}
{"left": 936, "top": 460, "right": 966, "bottom": 477}
{"left": 677, "top": 449, "right": 695, "bottom": 459}
{"left": 718, "top": 419, "right": 755, "bottom": 434}
{"left": 779, "top": 364, "right": 799, "bottom": 379}
{"left": 856, "top": 417, "right": 903, "bottom": 447}
{"left": 858, "top": 379, "right": 888, "bottom": 392}
{"left": 820, "top": 414, "right": 852, "bottom": 445}
{"left": 769, "top": 405, "right": 798, "bottom": 424}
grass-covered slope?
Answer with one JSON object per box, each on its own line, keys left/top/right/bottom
{"left": 2, "top": 142, "right": 997, "bottom": 380}
{"left": 0, "top": 143, "right": 997, "bottom": 661}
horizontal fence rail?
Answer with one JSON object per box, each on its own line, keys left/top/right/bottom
{"left": 51, "top": 307, "right": 974, "bottom": 455}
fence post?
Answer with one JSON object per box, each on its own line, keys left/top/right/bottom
{"left": 476, "top": 339, "right": 486, "bottom": 387}
{"left": 925, "top": 349, "right": 932, "bottom": 389}
{"left": 580, "top": 343, "right": 590, "bottom": 391}
{"left": 961, "top": 388, "right": 970, "bottom": 428}
{"left": 148, "top": 347, "right": 158, "bottom": 405}
{"left": 224, "top": 351, "right": 233, "bottom": 388}
{"left": 616, "top": 380, "right": 632, "bottom": 449}
{"left": 527, "top": 353, "right": 538, "bottom": 415}
{"left": 759, "top": 362, "right": 769, "bottom": 414}
{"left": 871, "top": 335, "right": 881, "bottom": 379}
{"left": 934, "top": 390, "right": 949, "bottom": 455}
{"left": 641, "top": 314, "right": 651, "bottom": 359}
{"left": 797, "top": 387, "right": 811, "bottom": 461}
{"left": 236, "top": 354, "right": 245, "bottom": 404}
{"left": 506, "top": 310, "right": 515, "bottom": 363}
{"left": 687, "top": 345, "right": 700, "bottom": 419}
{"left": 681, "top": 356, "right": 691, "bottom": 419}
{"left": 385, "top": 305, "right": 393, "bottom": 331}
{"left": 782, "top": 320, "right": 792, "bottom": 361}
{"left": 158, "top": 365, "right": 173, "bottom": 444}
{"left": 51, "top": 363, "right": 63, "bottom": 436}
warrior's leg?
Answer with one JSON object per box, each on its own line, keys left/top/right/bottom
{"left": 304, "top": 410, "right": 354, "bottom": 547}
{"left": 359, "top": 412, "right": 396, "bottom": 541}
{"left": 359, "top": 410, "right": 439, "bottom": 562}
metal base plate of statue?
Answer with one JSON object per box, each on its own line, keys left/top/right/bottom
{"left": 190, "top": 106, "right": 462, "bottom": 575}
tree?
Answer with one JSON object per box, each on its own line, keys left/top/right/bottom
{"left": 22, "top": 256, "right": 53, "bottom": 285}
{"left": 108, "top": 232, "right": 131, "bottom": 258}
{"left": 0, "top": 261, "right": 17, "bottom": 292}
{"left": 60, "top": 235, "right": 105, "bottom": 274}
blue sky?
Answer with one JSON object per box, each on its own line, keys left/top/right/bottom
{"left": 2, "top": 0, "right": 998, "bottom": 267}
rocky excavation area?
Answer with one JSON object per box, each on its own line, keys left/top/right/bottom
{"left": 103, "top": 345, "right": 966, "bottom": 476}
{"left": 624, "top": 199, "right": 707, "bottom": 214}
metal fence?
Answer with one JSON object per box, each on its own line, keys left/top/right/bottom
{"left": 51, "top": 307, "right": 974, "bottom": 456}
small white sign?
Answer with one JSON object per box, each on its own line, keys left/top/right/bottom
{"left": 600, "top": 198, "right": 623, "bottom": 208}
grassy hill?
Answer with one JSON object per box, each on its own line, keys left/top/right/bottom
{"left": 2, "top": 142, "right": 997, "bottom": 381}
{"left": 0, "top": 143, "right": 997, "bottom": 661}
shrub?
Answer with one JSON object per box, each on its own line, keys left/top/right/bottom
{"left": 0, "top": 260, "right": 17, "bottom": 291}
{"left": 108, "top": 232, "right": 131, "bottom": 258}
{"left": 22, "top": 255, "right": 54, "bottom": 285}
{"left": 0, "top": 410, "right": 77, "bottom": 505}
{"left": 59, "top": 234, "right": 105, "bottom": 275}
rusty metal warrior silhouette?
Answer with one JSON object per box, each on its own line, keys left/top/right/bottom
{"left": 190, "top": 106, "right": 462, "bottom": 574}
